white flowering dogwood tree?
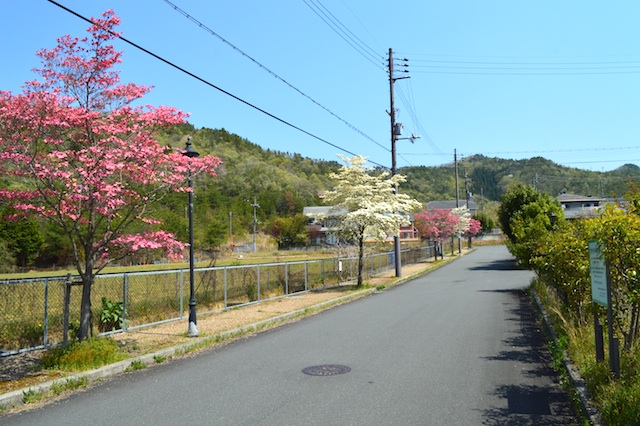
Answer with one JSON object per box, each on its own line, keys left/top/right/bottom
{"left": 317, "top": 155, "right": 421, "bottom": 287}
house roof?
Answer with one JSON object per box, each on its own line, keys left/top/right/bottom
{"left": 304, "top": 206, "right": 415, "bottom": 220}
{"left": 557, "top": 193, "right": 602, "bottom": 203}
{"left": 303, "top": 206, "right": 347, "bottom": 216}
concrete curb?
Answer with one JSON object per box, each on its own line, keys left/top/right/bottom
{"left": 531, "top": 291, "right": 604, "bottom": 426}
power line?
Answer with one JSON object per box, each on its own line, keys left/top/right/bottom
{"left": 46, "top": 0, "right": 388, "bottom": 169}
{"left": 411, "top": 58, "right": 640, "bottom": 66}
{"left": 310, "top": 0, "right": 382, "bottom": 61}
{"left": 473, "top": 146, "right": 640, "bottom": 156}
{"left": 410, "top": 66, "right": 640, "bottom": 76}
{"left": 339, "top": 0, "right": 384, "bottom": 52}
{"left": 401, "top": 145, "right": 640, "bottom": 156}
{"left": 404, "top": 54, "right": 640, "bottom": 75}
{"left": 400, "top": 51, "right": 640, "bottom": 61}
{"left": 395, "top": 83, "right": 448, "bottom": 160}
{"left": 302, "top": 0, "right": 385, "bottom": 71}
{"left": 162, "top": 0, "right": 389, "bottom": 154}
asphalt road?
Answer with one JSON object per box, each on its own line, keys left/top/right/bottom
{"left": 3, "top": 246, "right": 579, "bottom": 425}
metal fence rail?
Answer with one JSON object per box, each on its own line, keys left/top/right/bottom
{"left": 1, "top": 245, "right": 435, "bottom": 356}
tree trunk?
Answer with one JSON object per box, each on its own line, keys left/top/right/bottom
{"left": 79, "top": 276, "right": 93, "bottom": 341}
{"left": 628, "top": 303, "right": 639, "bottom": 349}
{"left": 357, "top": 233, "right": 364, "bottom": 288}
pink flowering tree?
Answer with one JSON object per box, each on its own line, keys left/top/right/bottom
{"left": 414, "top": 208, "right": 458, "bottom": 242}
{"left": 464, "top": 218, "right": 483, "bottom": 238}
{"left": 0, "top": 11, "right": 221, "bottom": 340}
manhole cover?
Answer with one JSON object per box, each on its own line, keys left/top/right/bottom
{"left": 302, "top": 364, "right": 351, "bottom": 376}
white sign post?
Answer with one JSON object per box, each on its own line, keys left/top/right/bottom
{"left": 589, "top": 241, "right": 608, "bottom": 307}
{"left": 588, "top": 240, "right": 619, "bottom": 377}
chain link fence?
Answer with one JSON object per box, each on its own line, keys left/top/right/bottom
{"left": 1, "top": 245, "right": 435, "bottom": 356}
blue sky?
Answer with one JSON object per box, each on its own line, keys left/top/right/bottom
{"left": 2, "top": 1, "right": 640, "bottom": 172}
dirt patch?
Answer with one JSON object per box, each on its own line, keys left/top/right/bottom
{"left": 109, "top": 288, "right": 360, "bottom": 355}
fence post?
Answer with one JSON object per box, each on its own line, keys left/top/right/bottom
{"left": 63, "top": 274, "right": 71, "bottom": 346}
{"left": 321, "top": 259, "right": 325, "bottom": 289}
{"left": 122, "top": 273, "right": 128, "bottom": 331}
{"left": 43, "top": 278, "right": 49, "bottom": 348}
{"left": 257, "top": 265, "right": 261, "bottom": 302}
{"left": 285, "top": 263, "right": 289, "bottom": 295}
{"left": 179, "top": 270, "right": 184, "bottom": 319}
{"left": 224, "top": 266, "right": 228, "bottom": 308}
{"left": 371, "top": 254, "right": 375, "bottom": 274}
{"left": 304, "top": 262, "right": 308, "bottom": 291}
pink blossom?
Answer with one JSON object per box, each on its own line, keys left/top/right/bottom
{"left": 414, "top": 208, "right": 459, "bottom": 241}
{"left": 0, "top": 10, "right": 220, "bottom": 276}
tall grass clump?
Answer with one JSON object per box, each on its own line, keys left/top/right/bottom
{"left": 533, "top": 275, "right": 640, "bottom": 424}
{"left": 41, "top": 337, "right": 126, "bottom": 371}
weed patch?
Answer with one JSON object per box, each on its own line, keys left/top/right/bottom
{"left": 51, "top": 376, "right": 89, "bottom": 396}
{"left": 125, "top": 360, "right": 145, "bottom": 372}
{"left": 533, "top": 278, "right": 640, "bottom": 424}
{"left": 41, "top": 337, "right": 126, "bottom": 371}
{"left": 21, "top": 388, "right": 43, "bottom": 404}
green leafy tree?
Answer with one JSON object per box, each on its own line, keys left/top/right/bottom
{"left": 529, "top": 183, "right": 640, "bottom": 349}
{"left": 0, "top": 212, "right": 44, "bottom": 267}
{"left": 268, "top": 214, "right": 309, "bottom": 249}
{"left": 0, "top": 238, "right": 16, "bottom": 273}
{"left": 203, "top": 216, "right": 227, "bottom": 253}
{"left": 588, "top": 202, "right": 640, "bottom": 349}
{"left": 532, "top": 220, "right": 591, "bottom": 324}
{"left": 35, "top": 222, "right": 75, "bottom": 268}
{"left": 498, "top": 184, "right": 563, "bottom": 267}
{"left": 317, "top": 155, "right": 422, "bottom": 287}
{"left": 473, "top": 212, "right": 496, "bottom": 234}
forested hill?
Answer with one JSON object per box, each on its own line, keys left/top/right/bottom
{"left": 156, "top": 124, "right": 340, "bottom": 218}
{"left": 2, "top": 124, "right": 638, "bottom": 268}
{"left": 399, "top": 154, "right": 640, "bottom": 202}
{"left": 161, "top": 125, "right": 638, "bottom": 207}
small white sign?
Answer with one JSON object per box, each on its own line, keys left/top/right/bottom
{"left": 589, "top": 240, "right": 608, "bottom": 307}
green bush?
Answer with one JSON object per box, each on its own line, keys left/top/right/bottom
{"left": 41, "top": 337, "right": 125, "bottom": 371}
{"left": 533, "top": 280, "right": 640, "bottom": 425}
{"left": 99, "top": 297, "right": 125, "bottom": 332}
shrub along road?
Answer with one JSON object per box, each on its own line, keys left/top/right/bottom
{"left": 2, "top": 246, "right": 579, "bottom": 425}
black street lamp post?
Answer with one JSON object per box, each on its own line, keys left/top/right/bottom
{"left": 183, "top": 138, "right": 200, "bottom": 337}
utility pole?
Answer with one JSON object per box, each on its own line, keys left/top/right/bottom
{"left": 454, "top": 149, "right": 461, "bottom": 254}
{"left": 251, "top": 197, "right": 260, "bottom": 252}
{"left": 455, "top": 149, "right": 460, "bottom": 208}
{"left": 464, "top": 166, "right": 472, "bottom": 249}
{"left": 388, "top": 48, "right": 410, "bottom": 277}
{"left": 464, "top": 166, "right": 471, "bottom": 209}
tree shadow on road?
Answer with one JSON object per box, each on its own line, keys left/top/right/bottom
{"left": 479, "top": 384, "right": 579, "bottom": 425}
{"left": 469, "top": 258, "right": 523, "bottom": 271}
{"left": 479, "top": 289, "right": 556, "bottom": 379}
{"left": 477, "top": 289, "right": 580, "bottom": 425}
